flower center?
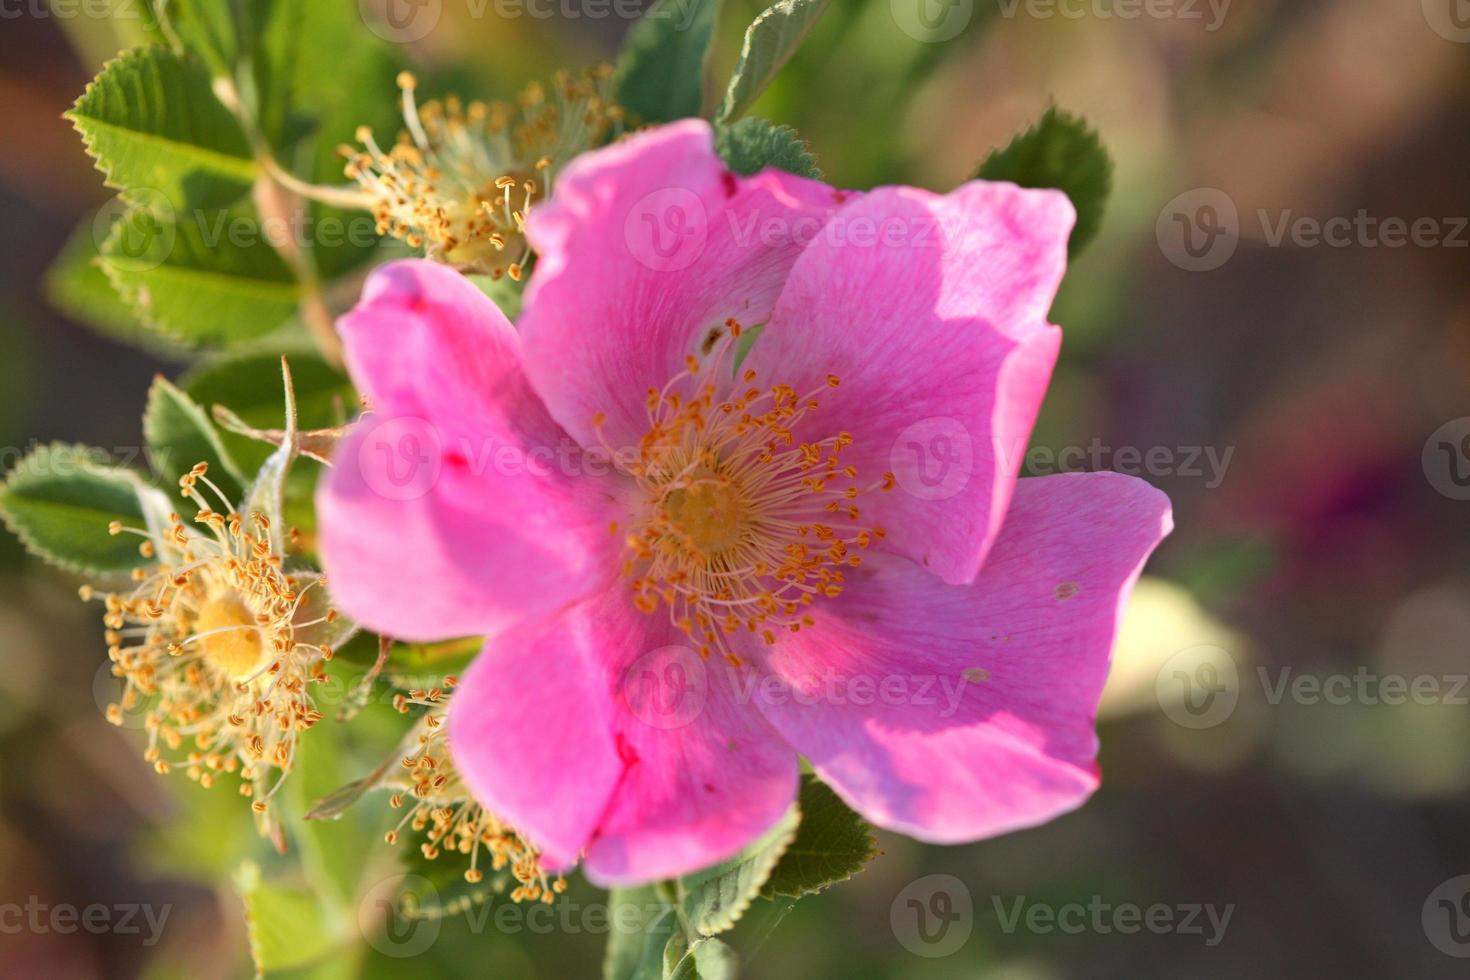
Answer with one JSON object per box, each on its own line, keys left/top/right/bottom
{"left": 596, "top": 322, "right": 894, "bottom": 665}
{"left": 195, "top": 594, "right": 266, "bottom": 680}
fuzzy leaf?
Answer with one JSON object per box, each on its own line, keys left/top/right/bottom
{"left": 0, "top": 444, "right": 155, "bottom": 575}
{"left": 605, "top": 886, "right": 681, "bottom": 980}
{"left": 976, "top": 106, "right": 1113, "bottom": 256}
{"left": 235, "top": 862, "right": 338, "bottom": 975}
{"left": 715, "top": 117, "right": 820, "bottom": 179}
{"left": 67, "top": 46, "right": 257, "bottom": 211}
{"left": 614, "top": 0, "right": 721, "bottom": 123}
{"left": 143, "top": 374, "right": 246, "bottom": 498}
{"left": 761, "top": 775, "right": 878, "bottom": 899}
{"left": 678, "top": 803, "right": 800, "bottom": 935}
{"left": 157, "top": 0, "right": 239, "bottom": 79}
{"left": 44, "top": 218, "right": 191, "bottom": 358}
{"left": 664, "top": 935, "right": 737, "bottom": 980}
{"left": 99, "top": 204, "right": 300, "bottom": 348}
{"left": 718, "top": 0, "right": 831, "bottom": 123}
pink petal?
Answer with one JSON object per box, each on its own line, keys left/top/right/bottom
{"left": 317, "top": 260, "right": 623, "bottom": 641}
{"left": 740, "top": 181, "right": 1073, "bottom": 585}
{"left": 448, "top": 590, "right": 799, "bottom": 886}
{"left": 750, "top": 473, "right": 1172, "bottom": 843}
{"left": 520, "top": 119, "right": 849, "bottom": 451}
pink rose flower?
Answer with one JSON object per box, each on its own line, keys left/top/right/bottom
{"left": 317, "top": 120, "right": 1172, "bottom": 886}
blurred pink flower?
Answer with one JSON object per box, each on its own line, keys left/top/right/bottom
{"left": 317, "top": 121, "right": 1172, "bottom": 886}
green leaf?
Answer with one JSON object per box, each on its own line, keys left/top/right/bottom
{"left": 182, "top": 345, "right": 353, "bottom": 472}
{"left": 714, "top": 118, "right": 820, "bottom": 179}
{"left": 67, "top": 46, "right": 257, "bottom": 212}
{"left": 45, "top": 217, "right": 191, "bottom": 358}
{"left": 614, "top": 0, "right": 721, "bottom": 123}
{"left": 144, "top": 375, "right": 246, "bottom": 498}
{"left": 156, "top": 0, "right": 239, "bottom": 79}
{"left": 235, "top": 862, "right": 340, "bottom": 975}
{"left": 761, "top": 775, "right": 877, "bottom": 899}
{"left": 976, "top": 106, "right": 1113, "bottom": 256}
{"left": 99, "top": 204, "right": 300, "bottom": 348}
{"left": 250, "top": 0, "right": 399, "bottom": 278}
{"left": 664, "top": 935, "right": 737, "bottom": 980}
{"left": 0, "top": 444, "right": 156, "bottom": 576}
{"left": 50, "top": 0, "right": 164, "bottom": 71}
{"left": 605, "top": 886, "right": 681, "bottom": 980}
{"left": 718, "top": 0, "right": 832, "bottom": 123}
{"left": 678, "top": 802, "right": 799, "bottom": 935}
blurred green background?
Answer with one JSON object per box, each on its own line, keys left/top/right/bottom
{"left": 1, "top": 0, "right": 1469, "bottom": 976}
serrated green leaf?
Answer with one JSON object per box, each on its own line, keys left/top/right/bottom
{"left": 235, "top": 862, "right": 340, "bottom": 976}
{"left": 664, "top": 934, "right": 737, "bottom": 980}
{"left": 678, "top": 803, "right": 799, "bottom": 935}
{"left": 976, "top": 106, "right": 1113, "bottom": 257}
{"left": 45, "top": 217, "right": 191, "bottom": 358}
{"left": 614, "top": 0, "right": 721, "bottom": 123}
{"left": 0, "top": 444, "right": 155, "bottom": 575}
{"left": 68, "top": 46, "right": 257, "bottom": 212}
{"left": 144, "top": 374, "right": 246, "bottom": 499}
{"left": 714, "top": 118, "right": 820, "bottom": 179}
{"left": 761, "top": 775, "right": 877, "bottom": 899}
{"left": 718, "top": 0, "right": 831, "bottom": 123}
{"left": 605, "top": 886, "right": 680, "bottom": 980}
{"left": 155, "top": 0, "right": 238, "bottom": 79}
{"left": 99, "top": 204, "right": 300, "bottom": 348}
{"left": 182, "top": 345, "right": 352, "bottom": 472}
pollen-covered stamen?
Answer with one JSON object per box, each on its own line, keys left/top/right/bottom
{"left": 599, "top": 324, "right": 894, "bottom": 665}
{"left": 387, "top": 683, "right": 566, "bottom": 903}
{"left": 341, "top": 66, "right": 622, "bottom": 279}
{"left": 85, "top": 462, "right": 334, "bottom": 829}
